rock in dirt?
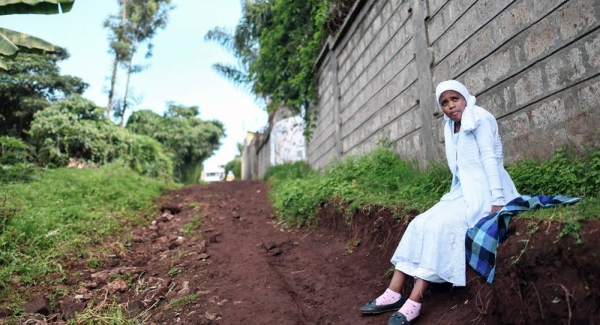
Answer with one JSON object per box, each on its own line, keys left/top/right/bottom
{"left": 75, "top": 287, "right": 88, "bottom": 294}
{"left": 263, "top": 241, "right": 276, "bottom": 250}
{"left": 127, "top": 299, "right": 147, "bottom": 316}
{"left": 205, "top": 311, "right": 219, "bottom": 320}
{"left": 73, "top": 293, "right": 92, "bottom": 301}
{"left": 65, "top": 276, "right": 79, "bottom": 285}
{"left": 269, "top": 247, "right": 283, "bottom": 256}
{"left": 105, "top": 279, "right": 129, "bottom": 293}
{"left": 24, "top": 294, "right": 52, "bottom": 315}
{"left": 90, "top": 270, "right": 110, "bottom": 283}
{"left": 85, "top": 281, "right": 98, "bottom": 289}
{"left": 90, "top": 267, "right": 139, "bottom": 285}
{"left": 177, "top": 281, "right": 191, "bottom": 297}
{"left": 208, "top": 233, "right": 221, "bottom": 243}
{"left": 198, "top": 240, "right": 208, "bottom": 253}
{"left": 198, "top": 253, "right": 210, "bottom": 260}
{"left": 152, "top": 283, "right": 170, "bottom": 301}
{"left": 60, "top": 297, "right": 87, "bottom": 320}
{"left": 160, "top": 206, "right": 181, "bottom": 215}
{"left": 158, "top": 212, "right": 174, "bottom": 222}
{"left": 168, "top": 240, "right": 181, "bottom": 250}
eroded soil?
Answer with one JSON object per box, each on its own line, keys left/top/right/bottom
{"left": 6, "top": 180, "right": 600, "bottom": 324}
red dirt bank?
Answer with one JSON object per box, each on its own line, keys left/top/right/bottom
{"left": 9, "top": 180, "right": 600, "bottom": 324}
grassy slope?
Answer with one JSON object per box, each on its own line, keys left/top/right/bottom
{"left": 0, "top": 163, "right": 178, "bottom": 309}
{"left": 267, "top": 146, "right": 600, "bottom": 233}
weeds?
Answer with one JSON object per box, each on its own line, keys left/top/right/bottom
{"left": 66, "top": 297, "right": 148, "bottom": 325}
{"left": 182, "top": 214, "right": 203, "bottom": 236}
{"left": 168, "top": 267, "right": 180, "bottom": 277}
{"left": 511, "top": 238, "right": 530, "bottom": 266}
{"left": 385, "top": 266, "right": 395, "bottom": 279}
{"left": 0, "top": 163, "right": 176, "bottom": 306}
{"left": 168, "top": 294, "right": 197, "bottom": 310}
{"left": 344, "top": 236, "right": 361, "bottom": 254}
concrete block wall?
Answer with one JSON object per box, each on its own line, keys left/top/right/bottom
{"left": 430, "top": 0, "right": 600, "bottom": 161}
{"left": 308, "top": 54, "right": 339, "bottom": 170}
{"left": 308, "top": 0, "right": 600, "bottom": 169}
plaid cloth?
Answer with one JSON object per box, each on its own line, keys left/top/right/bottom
{"left": 465, "top": 194, "right": 580, "bottom": 284}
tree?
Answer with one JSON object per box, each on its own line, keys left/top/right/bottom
{"left": 0, "top": 49, "right": 87, "bottom": 139}
{"left": 0, "top": 0, "right": 75, "bottom": 69}
{"left": 127, "top": 103, "right": 225, "bottom": 184}
{"left": 206, "top": 0, "right": 356, "bottom": 133}
{"left": 104, "top": 0, "right": 174, "bottom": 124}
{"left": 28, "top": 95, "right": 173, "bottom": 177}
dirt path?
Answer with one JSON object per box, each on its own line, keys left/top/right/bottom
{"left": 147, "top": 180, "right": 394, "bottom": 325}
{"left": 12, "top": 180, "right": 600, "bottom": 324}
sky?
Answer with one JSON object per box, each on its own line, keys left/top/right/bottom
{"left": 2, "top": 0, "right": 268, "bottom": 170}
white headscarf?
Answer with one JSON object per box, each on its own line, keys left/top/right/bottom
{"left": 435, "top": 80, "right": 470, "bottom": 109}
{"left": 435, "top": 80, "right": 479, "bottom": 131}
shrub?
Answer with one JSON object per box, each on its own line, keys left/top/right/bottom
{"left": 0, "top": 136, "right": 39, "bottom": 183}
{"left": 29, "top": 95, "right": 173, "bottom": 178}
{"left": 508, "top": 145, "right": 600, "bottom": 198}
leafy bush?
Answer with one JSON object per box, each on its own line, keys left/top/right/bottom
{"left": 126, "top": 104, "right": 225, "bottom": 184}
{"left": 508, "top": 145, "right": 600, "bottom": 198}
{"left": 29, "top": 95, "right": 173, "bottom": 178}
{"left": 0, "top": 136, "right": 39, "bottom": 183}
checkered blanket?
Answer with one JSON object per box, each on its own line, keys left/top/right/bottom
{"left": 465, "top": 194, "right": 580, "bottom": 283}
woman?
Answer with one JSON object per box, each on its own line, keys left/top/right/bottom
{"left": 360, "top": 80, "right": 519, "bottom": 325}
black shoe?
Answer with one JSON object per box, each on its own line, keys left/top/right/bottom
{"left": 388, "top": 311, "right": 419, "bottom": 325}
{"left": 359, "top": 296, "right": 407, "bottom": 314}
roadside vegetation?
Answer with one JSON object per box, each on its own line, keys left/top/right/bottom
{"left": 0, "top": 1, "right": 221, "bottom": 319}
{"left": 206, "top": 0, "right": 357, "bottom": 136}
{"left": 266, "top": 144, "right": 600, "bottom": 237}
{"left": 0, "top": 163, "right": 177, "bottom": 311}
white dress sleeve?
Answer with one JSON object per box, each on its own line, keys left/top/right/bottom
{"left": 473, "top": 115, "right": 505, "bottom": 206}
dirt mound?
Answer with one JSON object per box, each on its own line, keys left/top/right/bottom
{"left": 7, "top": 180, "right": 599, "bottom": 324}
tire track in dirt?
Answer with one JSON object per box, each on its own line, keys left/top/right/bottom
{"left": 158, "top": 180, "right": 391, "bottom": 325}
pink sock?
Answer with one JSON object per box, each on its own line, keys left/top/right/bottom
{"left": 399, "top": 299, "right": 421, "bottom": 321}
{"left": 375, "top": 288, "right": 402, "bottom": 305}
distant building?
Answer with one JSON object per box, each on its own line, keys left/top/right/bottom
{"left": 201, "top": 164, "right": 225, "bottom": 182}
{"left": 241, "top": 106, "right": 306, "bottom": 180}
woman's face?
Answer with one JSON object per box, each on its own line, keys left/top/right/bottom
{"left": 439, "top": 90, "right": 466, "bottom": 122}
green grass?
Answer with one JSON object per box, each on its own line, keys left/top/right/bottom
{"left": 65, "top": 299, "right": 148, "bottom": 325}
{"left": 168, "top": 294, "right": 197, "bottom": 310}
{"left": 0, "top": 163, "right": 178, "bottom": 306}
{"left": 267, "top": 147, "right": 451, "bottom": 226}
{"left": 267, "top": 144, "right": 600, "bottom": 228}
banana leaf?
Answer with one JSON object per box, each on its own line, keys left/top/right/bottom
{"left": 0, "top": 30, "right": 19, "bottom": 56}
{"left": 0, "top": 0, "right": 74, "bottom": 15}
{"left": 0, "top": 27, "right": 57, "bottom": 53}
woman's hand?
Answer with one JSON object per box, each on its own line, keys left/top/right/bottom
{"left": 491, "top": 205, "right": 503, "bottom": 214}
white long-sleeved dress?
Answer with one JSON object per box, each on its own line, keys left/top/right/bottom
{"left": 390, "top": 97, "right": 519, "bottom": 286}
